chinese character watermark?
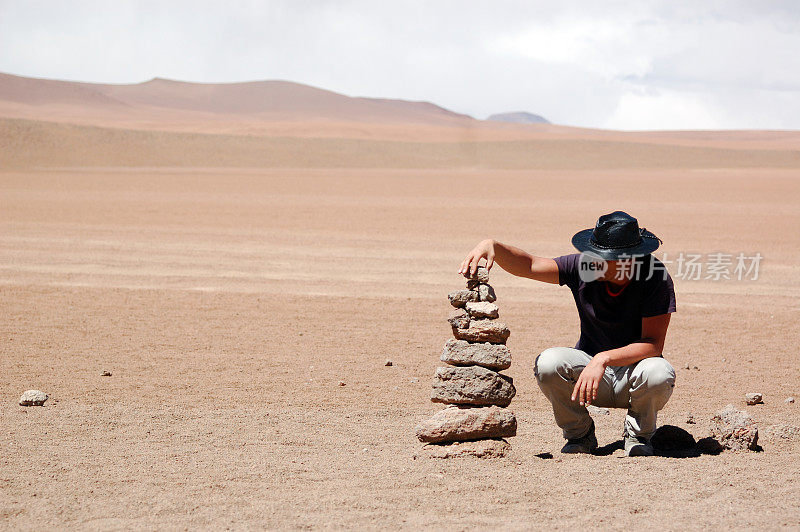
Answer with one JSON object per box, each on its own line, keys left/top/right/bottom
{"left": 577, "top": 251, "right": 763, "bottom": 282}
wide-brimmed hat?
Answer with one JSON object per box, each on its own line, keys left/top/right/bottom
{"left": 571, "top": 211, "right": 662, "bottom": 260}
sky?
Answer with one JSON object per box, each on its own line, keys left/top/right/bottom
{"left": 1, "top": 0, "right": 799, "bottom": 130}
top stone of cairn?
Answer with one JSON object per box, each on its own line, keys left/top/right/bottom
{"left": 466, "top": 266, "right": 490, "bottom": 284}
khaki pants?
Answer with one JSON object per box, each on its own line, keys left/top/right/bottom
{"left": 534, "top": 347, "right": 676, "bottom": 440}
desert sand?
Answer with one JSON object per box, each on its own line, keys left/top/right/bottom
{"left": 1, "top": 74, "right": 799, "bottom": 529}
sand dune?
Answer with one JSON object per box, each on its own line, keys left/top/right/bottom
{"left": 3, "top": 72, "right": 800, "bottom": 150}
{"left": 0, "top": 72, "right": 473, "bottom": 126}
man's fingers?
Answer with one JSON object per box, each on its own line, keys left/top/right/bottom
{"left": 469, "top": 256, "right": 480, "bottom": 276}
{"left": 459, "top": 254, "right": 476, "bottom": 275}
{"left": 486, "top": 254, "right": 494, "bottom": 271}
{"left": 574, "top": 379, "right": 585, "bottom": 405}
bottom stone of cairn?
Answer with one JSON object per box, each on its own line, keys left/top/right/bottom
{"left": 414, "top": 438, "right": 511, "bottom": 459}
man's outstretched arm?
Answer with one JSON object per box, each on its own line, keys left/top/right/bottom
{"left": 458, "top": 239, "right": 560, "bottom": 284}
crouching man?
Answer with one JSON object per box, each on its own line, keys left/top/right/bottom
{"left": 459, "top": 211, "right": 676, "bottom": 457}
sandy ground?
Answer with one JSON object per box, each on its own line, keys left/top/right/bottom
{"left": 1, "top": 166, "right": 799, "bottom": 529}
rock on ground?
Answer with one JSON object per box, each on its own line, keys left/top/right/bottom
{"left": 651, "top": 425, "right": 696, "bottom": 451}
{"left": 745, "top": 392, "right": 763, "bottom": 405}
{"left": 415, "top": 405, "right": 517, "bottom": 443}
{"left": 415, "top": 438, "right": 511, "bottom": 459}
{"left": 452, "top": 319, "right": 510, "bottom": 344}
{"left": 440, "top": 339, "right": 511, "bottom": 370}
{"left": 710, "top": 404, "right": 759, "bottom": 451}
{"left": 431, "top": 366, "right": 516, "bottom": 407}
{"left": 447, "top": 308, "right": 470, "bottom": 329}
{"left": 587, "top": 405, "right": 610, "bottom": 416}
{"left": 785, "top": 396, "right": 795, "bottom": 404}
{"left": 465, "top": 301, "right": 499, "bottom": 319}
{"left": 448, "top": 289, "right": 479, "bottom": 308}
{"left": 19, "top": 390, "right": 48, "bottom": 406}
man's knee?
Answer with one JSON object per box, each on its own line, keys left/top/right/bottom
{"left": 534, "top": 347, "right": 574, "bottom": 383}
{"left": 631, "top": 357, "right": 676, "bottom": 392}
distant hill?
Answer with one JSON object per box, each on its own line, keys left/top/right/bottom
{"left": 487, "top": 112, "right": 550, "bottom": 124}
{"left": 0, "top": 72, "right": 474, "bottom": 126}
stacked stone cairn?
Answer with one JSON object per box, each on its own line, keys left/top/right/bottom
{"left": 415, "top": 266, "right": 517, "bottom": 458}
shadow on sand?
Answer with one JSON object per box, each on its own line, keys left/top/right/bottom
{"left": 592, "top": 425, "right": 742, "bottom": 458}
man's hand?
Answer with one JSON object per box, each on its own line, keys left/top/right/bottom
{"left": 571, "top": 355, "right": 608, "bottom": 406}
{"left": 457, "top": 239, "right": 561, "bottom": 284}
{"left": 458, "top": 239, "right": 496, "bottom": 276}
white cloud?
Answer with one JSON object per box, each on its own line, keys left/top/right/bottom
{"left": 605, "top": 89, "right": 720, "bottom": 130}
{"left": 0, "top": 0, "right": 798, "bottom": 130}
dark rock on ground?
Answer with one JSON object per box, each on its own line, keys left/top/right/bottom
{"left": 651, "top": 425, "right": 696, "bottom": 451}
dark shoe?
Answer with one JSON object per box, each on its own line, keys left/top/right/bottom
{"left": 561, "top": 420, "right": 598, "bottom": 454}
{"left": 624, "top": 435, "right": 654, "bottom": 457}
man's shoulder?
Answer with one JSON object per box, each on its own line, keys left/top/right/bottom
{"left": 553, "top": 253, "right": 581, "bottom": 267}
{"left": 553, "top": 253, "right": 581, "bottom": 288}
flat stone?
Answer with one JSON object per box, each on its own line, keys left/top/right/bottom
{"left": 745, "top": 392, "right": 763, "bottom": 405}
{"left": 587, "top": 405, "right": 610, "bottom": 416}
{"left": 440, "top": 339, "right": 511, "bottom": 370}
{"left": 415, "top": 405, "right": 517, "bottom": 443}
{"left": 452, "top": 319, "right": 510, "bottom": 344}
{"left": 476, "top": 284, "right": 497, "bottom": 303}
{"left": 710, "top": 404, "right": 759, "bottom": 451}
{"left": 465, "top": 301, "right": 499, "bottom": 319}
{"left": 448, "top": 289, "right": 479, "bottom": 308}
{"left": 447, "top": 308, "right": 470, "bottom": 329}
{"left": 431, "top": 366, "right": 516, "bottom": 407}
{"left": 19, "top": 390, "right": 48, "bottom": 406}
{"left": 415, "top": 438, "right": 511, "bottom": 459}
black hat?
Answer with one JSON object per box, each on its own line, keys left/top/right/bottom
{"left": 571, "top": 211, "right": 662, "bottom": 260}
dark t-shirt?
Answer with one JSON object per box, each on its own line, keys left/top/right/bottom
{"left": 553, "top": 253, "right": 676, "bottom": 356}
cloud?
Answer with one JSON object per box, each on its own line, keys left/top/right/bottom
{"left": 0, "top": 0, "right": 798, "bottom": 130}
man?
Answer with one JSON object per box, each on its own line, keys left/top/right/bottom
{"left": 458, "top": 211, "right": 676, "bottom": 457}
